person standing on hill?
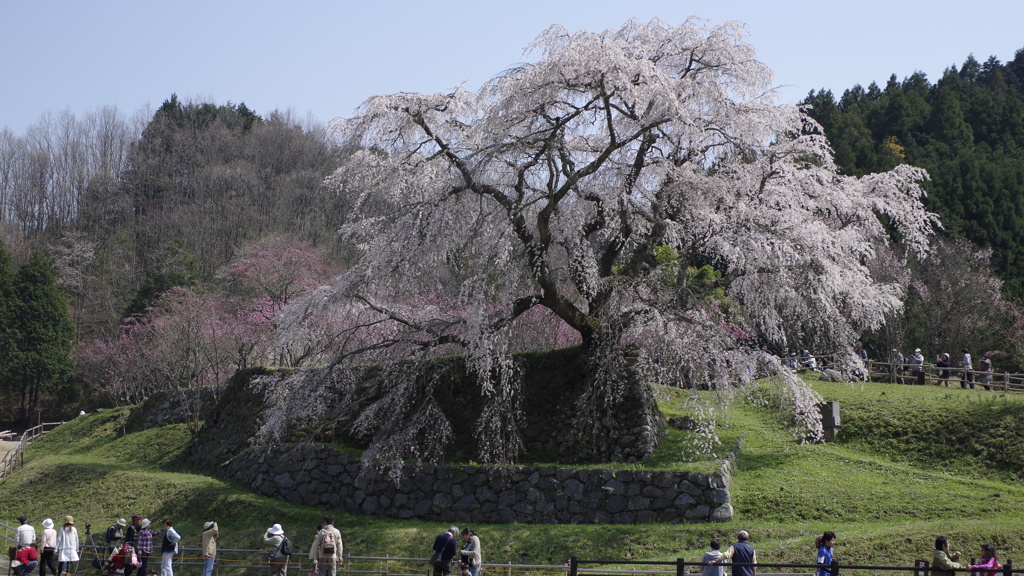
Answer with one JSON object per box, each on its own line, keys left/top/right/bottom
{"left": 264, "top": 523, "right": 288, "bottom": 576}
{"left": 908, "top": 348, "right": 925, "bottom": 385}
{"left": 309, "top": 515, "right": 343, "bottom": 576}
{"left": 936, "top": 354, "right": 952, "bottom": 385}
{"left": 932, "top": 536, "right": 964, "bottom": 576}
{"left": 891, "top": 349, "right": 905, "bottom": 380}
{"left": 135, "top": 519, "right": 157, "bottom": 576}
{"left": 815, "top": 532, "right": 837, "bottom": 576}
{"left": 431, "top": 526, "right": 459, "bottom": 576}
{"left": 960, "top": 348, "right": 974, "bottom": 389}
{"left": 124, "top": 516, "right": 142, "bottom": 576}
{"left": 201, "top": 521, "right": 218, "bottom": 576}
{"left": 159, "top": 519, "right": 180, "bottom": 576}
{"left": 16, "top": 516, "right": 37, "bottom": 548}
{"left": 711, "top": 530, "right": 756, "bottom": 576}
{"left": 458, "top": 528, "right": 481, "bottom": 576}
{"left": 106, "top": 519, "right": 127, "bottom": 553}
{"left": 55, "top": 516, "right": 79, "bottom": 576}
{"left": 39, "top": 518, "right": 57, "bottom": 576}
{"left": 978, "top": 354, "right": 994, "bottom": 391}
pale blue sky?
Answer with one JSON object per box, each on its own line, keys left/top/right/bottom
{"left": 2, "top": 0, "right": 1022, "bottom": 135}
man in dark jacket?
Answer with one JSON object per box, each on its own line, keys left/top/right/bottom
{"left": 712, "top": 530, "right": 757, "bottom": 576}
{"left": 124, "top": 516, "right": 142, "bottom": 576}
{"left": 431, "top": 526, "right": 459, "bottom": 576}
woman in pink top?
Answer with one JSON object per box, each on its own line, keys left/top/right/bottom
{"left": 969, "top": 545, "right": 1001, "bottom": 576}
{"left": 39, "top": 518, "right": 58, "bottom": 576}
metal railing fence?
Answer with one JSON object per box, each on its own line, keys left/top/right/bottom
{"left": 569, "top": 557, "right": 1021, "bottom": 576}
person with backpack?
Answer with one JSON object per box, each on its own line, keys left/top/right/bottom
{"left": 106, "top": 519, "right": 127, "bottom": 553}
{"left": 814, "top": 532, "right": 837, "bottom": 576}
{"left": 264, "top": 523, "right": 290, "bottom": 576}
{"left": 309, "top": 515, "right": 343, "bottom": 576}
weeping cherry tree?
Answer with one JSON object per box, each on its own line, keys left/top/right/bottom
{"left": 278, "top": 18, "right": 938, "bottom": 467}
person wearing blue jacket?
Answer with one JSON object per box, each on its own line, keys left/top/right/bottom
{"left": 815, "top": 532, "right": 837, "bottom": 576}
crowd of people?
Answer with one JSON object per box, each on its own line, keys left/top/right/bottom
{"left": 12, "top": 517, "right": 1007, "bottom": 576}
{"left": 886, "top": 346, "right": 996, "bottom": 390}
{"left": 7, "top": 513, "right": 484, "bottom": 576}
{"left": 699, "top": 531, "right": 1005, "bottom": 576}
{"left": 770, "top": 341, "right": 999, "bottom": 390}
{"left": 8, "top": 515, "right": 188, "bottom": 576}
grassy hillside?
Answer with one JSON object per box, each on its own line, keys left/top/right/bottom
{"left": 2, "top": 379, "right": 1024, "bottom": 570}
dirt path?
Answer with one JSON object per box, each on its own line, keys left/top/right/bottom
{"left": 1, "top": 438, "right": 19, "bottom": 460}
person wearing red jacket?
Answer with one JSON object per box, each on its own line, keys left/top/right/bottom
{"left": 14, "top": 544, "right": 40, "bottom": 576}
{"left": 107, "top": 542, "right": 137, "bottom": 575}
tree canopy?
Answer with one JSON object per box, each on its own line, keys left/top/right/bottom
{"left": 803, "top": 48, "right": 1024, "bottom": 296}
{"left": 279, "top": 18, "right": 939, "bottom": 465}
{"left": 6, "top": 250, "right": 76, "bottom": 425}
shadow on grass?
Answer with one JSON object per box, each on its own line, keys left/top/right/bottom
{"left": 735, "top": 449, "right": 800, "bottom": 472}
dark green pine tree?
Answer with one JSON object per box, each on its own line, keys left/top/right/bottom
{"left": 0, "top": 240, "right": 16, "bottom": 414}
{"left": 8, "top": 251, "right": 76, "bottom": 425}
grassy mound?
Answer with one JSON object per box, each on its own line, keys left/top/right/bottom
{"left": 1, "top": 379, "right": 1023, "bottom": 568}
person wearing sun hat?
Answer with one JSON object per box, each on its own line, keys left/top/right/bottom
{"left": 39, "top": 518, "right": 58, "bottom": 576}
{"left": 134, "top": 519, "right": 157, "bottom": 576}
{"left": 200, "top": 521, "right": 218, "bottom": 576}
{"left": 106, "top": 518, "right": 127, "bottom": 553}
{"left": 55, "top": 516, "right": 79, "bottom": 576}
{"left": 264, "top": 524, "right": 287, "bottom": 576}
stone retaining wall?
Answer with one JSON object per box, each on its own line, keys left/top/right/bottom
{"left": 219, "top": 442, "right": 735, "bottom": 524}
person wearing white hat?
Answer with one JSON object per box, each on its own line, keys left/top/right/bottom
{"left": 201, "top": 521, "right": 219, "bottom": 576}
{"left": 39, "top": 519, "right": 58, "bottom": 576}
{"left": 264, "top": 524, "right": 287, "bottom": 576}
{"left": 135, "top": 519, "right": 156, "bottom": 576}
{"left": 909, "top": 348, "right": 925, "bottom": 385}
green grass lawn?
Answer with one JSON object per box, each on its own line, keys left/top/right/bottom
{"left": 2, "top": 378, "right": 1023, "bottom": 571}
